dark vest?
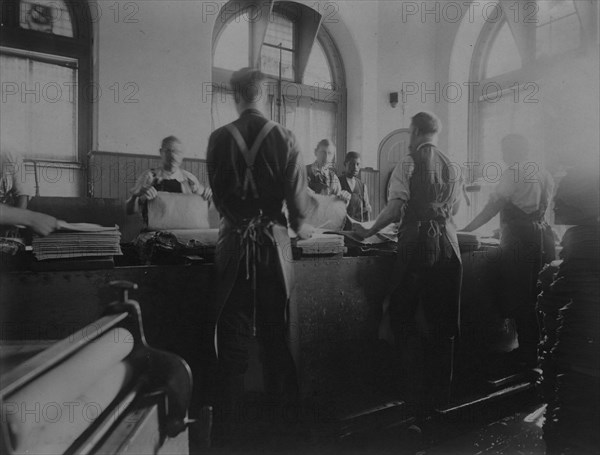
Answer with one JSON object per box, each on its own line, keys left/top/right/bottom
{"left": 405, "top": 144, "right": 460, "bottom": 225}
{"left": 306, "top": 165, "right": 337, "bottom": 195}
{"left": 403, "top": 144, "right": 461, "bottom": 266}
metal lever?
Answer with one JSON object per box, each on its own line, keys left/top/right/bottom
{"left": 109, "top": 280, "right": 138, "bottom": 302}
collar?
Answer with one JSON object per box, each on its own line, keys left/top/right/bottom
{"left": 311, "top": 161, "right": 332, "bottom": 174}
{"left": 155, "top": 168, "right": 186, "bottom": 182}
{"left": 240, "top": 108, "right": 264, "bottom": 117}
{"left": 416, "top": 142, "right": 436, "bottom": 151}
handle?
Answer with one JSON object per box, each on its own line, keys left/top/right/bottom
{"left": 109, "top": 280, "right": 138, "bottom": 302}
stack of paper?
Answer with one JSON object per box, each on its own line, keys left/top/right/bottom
{"left": 296, "top": 231, "right": 345, "bottom": 255}
{"left": 32, "top": 222, "right": 122, "bottom": 261}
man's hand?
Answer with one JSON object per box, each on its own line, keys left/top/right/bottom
{"left": 338, "top": 190, "right": 351, "bottom": 203}
{"left": 26, "top": 211, "right": 59, "bottom": 236}
{"left": 296, "top": 223, "right": 315, "bottom": 240}
{"left": 352, "top": 222, "right": 371, "bottom": 240}
{"left": 202, "top": 186, "right": 213, "bottom": 202}
{"left": 138, "top": 186, "right": 158, "bottom": 202}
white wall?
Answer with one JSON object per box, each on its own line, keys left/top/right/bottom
{"left": 96, "top": 0, "right": 214, "bottom": 158}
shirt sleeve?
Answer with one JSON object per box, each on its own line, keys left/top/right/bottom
{"left": 284, "top": 129, "right": 309, "bottom": 232}
{"left": 183, "top": 170, "right": 203, "bottom": 195}
{"left": 1, "top": 151, "right": 30, "bottom": 198}
{"left": 387, "top": 155, "right": 414, "bottom": 202}
{"left": 491, "top": 170, "right": 515, "bottom": 203}
{"left": 126, "top": 170, "right": 154, "bottom": 214}
{"left": 330, "top": 172, "right": 342, "bottom": 195}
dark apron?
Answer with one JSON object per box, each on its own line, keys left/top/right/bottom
{"left": 213, "top": 121, "right": 295, "bottom": 360}
{"left": 499, "top": 191, "right": 555, "bottom": 314}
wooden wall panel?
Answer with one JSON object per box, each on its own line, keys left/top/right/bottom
{"left": 88, "top": 151, "right": 206, "bottom": 200}
{"left": 360, "top": 168, "right": 380, "bottom": 217}
{"left": 89, "top": 153, "right": 377, "bottom": 219}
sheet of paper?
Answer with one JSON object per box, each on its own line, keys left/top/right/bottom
{"left": 57, "top": 221, "right": 119, "bottom": 232}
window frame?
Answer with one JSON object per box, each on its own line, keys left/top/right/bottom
{"left": 0, "top": 0, "right": 93, "bottom": 164}
{"left": 467, "top": 1, "right": 589, "bottom": 224}
{"left": 469, "top": 5, "right": 587, "bottom": 174}
{"left": 211, "top": 1, "right": 346, "bottom": 165}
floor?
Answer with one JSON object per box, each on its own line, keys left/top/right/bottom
{"left": 190, "top": 394, "right": 548, "bottom": 454}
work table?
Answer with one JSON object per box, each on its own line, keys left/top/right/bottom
{"left": 1, "top": 248, "right": 508, "bottom": 418}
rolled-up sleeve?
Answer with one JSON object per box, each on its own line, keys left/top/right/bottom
{"left": 387, "top": 155, "right": 414, "bottom": 202}
{"left": 284, "top": 130, "right": 309, "bottom": 232}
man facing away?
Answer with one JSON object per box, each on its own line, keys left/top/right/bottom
{"left": 463, "top": 133, "right": 555, "bottom": 368}
{"left": 206, "top": 67, "right": 313, "bottom": 444}
{"left": 353, "top": 112, "right": 462, "bottom": 414}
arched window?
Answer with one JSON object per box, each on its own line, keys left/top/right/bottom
{"left": 0, "top": 0, "right": 92, "bottom": 163}
{"left": 466, "top": 0, "right": 592, "bottom": 232}
{"left": 211, "top": 1, "right": 346, "bottom": 166}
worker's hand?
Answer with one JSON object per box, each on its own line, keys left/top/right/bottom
{"left": 201, "top": 186, "right": 213, "bottom": 202}
{"left": 338, "top": 190, "right": 351, "bottom": 203}
{"left": 139, "top": 186, "right": 158, "bottom": 202}
{"left": 26, "top": 212, "right": 59, "bottom": 236}
{"left": 352, "top": 222, "right": 371, "bottom": 240}
{"left": 296, "top": 223, "right": 315, "bottom": 240}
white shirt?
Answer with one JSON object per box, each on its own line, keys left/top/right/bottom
{"left": 491, "top": 163, "right": 554, "bottom": 214}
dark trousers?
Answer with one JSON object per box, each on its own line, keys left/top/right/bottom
{"left": 389, "top": 253, "right": 462, "bottom": 407}
{"left": 499, "top": 222, "right": 555, "bottom": 355}
{"left": 213, "top": 247, "right": 298, "bottom": 440}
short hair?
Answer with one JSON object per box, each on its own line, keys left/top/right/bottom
{"left": 160, "top": 135, "right": 181, "bottom": 151}
{"left": 501, "top": 134, "right": 529, "bottom": 158}
{"left": 344, "top": 151, "right": 361, "bottom": 164}
{"left": 315, "top": 139, "right": 334, "bottom": 150}
{"left": 230, "top": 67, "right": 265, "bottom": 103}
{"left": 411, "top": 112, "right": 440, "bottom": 136}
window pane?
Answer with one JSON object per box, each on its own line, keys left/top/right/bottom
{"left": 264, "top": 13, "right": 294, "bottom": 50}
{"left": 214, "top": 12, "right": 250, "bottom": 71}
{"left": 211, "top": 85, "right": 272, "bottom": 130}
{"left": 536, "top": 0, "right": 577, "bottom": 27}
{"left": 0, "top": 53, "right": 77, "bottom": 161}
{"left": 485, "top": 22, "right": 522, "bottom": 78}
{"left": 475, "top": 93, "right": 545, "bottom": 234}
{"left": 303, "top": 40, "right": 332, "bottom": 87}
{"left": 536, "top": 13, "right": 581, "bottom": 58}
{"left": 285, "top": 98, "right": 337, "bottom": 166}
{"left": 260, "top": 46, "right": 294, "bottom": 80}
{"left": 20, "top": 0, "right": 73, "bottom": 37}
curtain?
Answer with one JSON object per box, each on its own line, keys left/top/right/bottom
{"left": 0, "top": 53, "right": 77, "bottom": 161}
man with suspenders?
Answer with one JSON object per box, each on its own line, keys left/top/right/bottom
{"left": 206, "top": 68, "right": 313, "bottom": 444}
{"left": 353, "top": 112, "right": 463, "bottom": 414}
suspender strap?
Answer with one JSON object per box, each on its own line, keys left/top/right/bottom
{"left": 226, "top": 121, "right": 276, "bottom": 200}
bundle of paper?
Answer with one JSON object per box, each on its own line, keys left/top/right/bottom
{"left": 338, "top": 216, "right": 398, "bottom": 245}
{"left": 32, "top": 223, "right": 122, "bottom": 261}
{"left": 457, "top": 231, "right": 482, "bottom": 250}
{"left": 296, "top": 231, "right": 345, "bottom": 255}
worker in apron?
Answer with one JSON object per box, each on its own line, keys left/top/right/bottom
{"left": 463, "top": 133, "right": 555, "bottom": 367}
{"left": 126, "top": 136, "right": 212, "bottom": 225}
{"left": 206, "top": 68, "right": 313, "bottom": 445}
{"left": 353, "top": 112, "right": 462, "bottom": 415}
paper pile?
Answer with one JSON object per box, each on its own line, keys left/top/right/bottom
{"left": 32, "top": 222, "right": 122, "bottom": 261}
{"left": 296, "top": 231, "right": 345, "bottom": 255}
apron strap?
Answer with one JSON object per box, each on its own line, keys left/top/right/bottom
{"left": 226, "top": 121, "right": 277, "bottom": 200}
